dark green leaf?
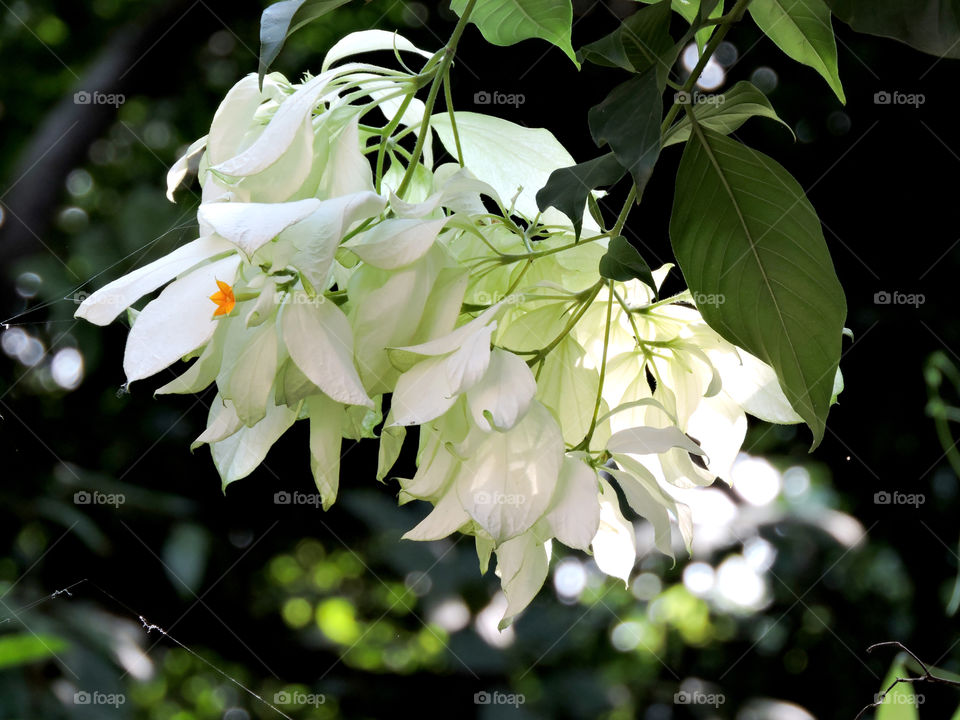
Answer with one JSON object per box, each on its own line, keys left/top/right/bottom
{"left": 662, "top": 81, "right": 793, "bottom": 147}
{"left": 599, "top": 235, "right": 656, "bottom": 291}
{"left": 588, "top": 69, "right": 663, "bottom": 194}
{"left": 259, "top": 0, "right": 353, "bottom": 85}
{"left": 826, "top": 0, "right": 960, "bottom": 59}
{"left": 637, "top": 0, "right": 724, "bottom": 52}
{"left": 578, "top": 0, "right": 676, "bottom": 86}
{"left": 749, "top": 0, "right": 845, "bottom": 103}
{"left": 451, "top": 0, "right": 579, "bottom": 66}
{"left": 536, "top": 153, "right": 625, "bottom": 239}
{"left": 670, "top": 128, "right": 846, "bottom": 447}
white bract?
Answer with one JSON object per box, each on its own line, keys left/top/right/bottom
{"left": 75, "top": 30, "right": 834, "bottom": 626}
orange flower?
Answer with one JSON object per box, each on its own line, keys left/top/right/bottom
{"left": 209, "top": 280, "right": 235, "bottom": 316}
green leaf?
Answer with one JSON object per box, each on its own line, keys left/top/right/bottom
{"left": 0, "top": 633, "right": 69, "bottom": 670}
{"left": 826, "top": 0, "right": 960, "bottom": 59}
{"left": 536, "top": 153, "right": 625, "bottom": 239}
{"left": 451, "top": 0, "right": 579, "bottom": 67}
{"left": 579, "top": 0, "right": 676, "bottom": 86}
{"left": 599, "top": 236, "right": 657, "bottom": 291}
{"left": 670, "top": 128, "right": 846, "bottom": 447}
{"left": 259, "top": 0, "right": 353, "bottom": 85}
{"left": 876, "top": 660, "right": 920, "bottom": 720}
{"left": 588, "top": 70, "right": 663, "bottom": 193}
{"left": 748, "top": 0, "right": 845, "bottom": 103}
{"left": 638, "top": 0, "right": 724, "bottom": 53}
{"left": 663, "top": 81, "right": 794, "bottom": 147}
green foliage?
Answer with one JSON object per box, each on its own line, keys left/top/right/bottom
{"left": 670, "top": 128, "right": 846, "bottom": 447}
{"left": 748, "top": 0, "right": 846, "bottom": 103}
{"left": 826, "top": 0, "right": 960, "bottom": 59}
{"left": 598, "top": 236, "right": 656, "bottom": 291}
{"left": 259, "top": 0, "right": 355, "bottom": 84}
{"left": 536, "top": 153, "right": 625, "bottom": 239}
{"left": 450, "top": 0, "right": 579, "bottom": 66}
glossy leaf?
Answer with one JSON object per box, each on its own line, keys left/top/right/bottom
{"left": 535, "top": 152, "right": 625, "bottom": 239}
{"left": 579, "top": 0, "right": 676, "bottom": 86}
{"left": 663, "top": 81, "right": 793, "bottom": 147}
{"left": 826, "top": 0, "right": 960, "bottom": 59}
{"left": 670, "top": 128, "right": 846, "bottom": 447}
{"left": 749, "top": 0, "right": 845, "bottom": 103}
{"left": 588, "top": 69, "right": 663, "bottom": 193}
{"left": 450, "top": 0, "right": 579, "bottom": 66}
{"left": 599, "top": 236, "right": 657, "bottom": 292}
{"left": 258, "top": 0, "right": 353, "bottom": 84}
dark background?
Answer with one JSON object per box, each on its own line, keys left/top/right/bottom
{"left": 1, "top": 1, "right": 958, "bottom": 718}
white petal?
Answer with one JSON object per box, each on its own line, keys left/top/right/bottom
{"left": 76, "top": 236, "right": 232, "bottom": 325}
{"left": 466, "top": 349, "right": 536, "bottom": 431}
{"left": 282, "top": 296, "right": 372, "bottom": 407}
{"left": 402, "top": 486, "right": 471, "bottom": 541}
{"left": 199, "top": 199, "right": 322, "bottom": 258}
{"left": 394, "top": 303, "right": 502, "bottom": 357}
{"left": 685, "top": 392, "right": 747, "bottom": 481}
{"left": 192, "top": 395, "right": 242, "bottom": 449}
{"left": 591, "top": 478, "right": 636, "bottom": 585}
{"left": 287, "top": 191, "right": 387, "bottom": 292}
{"left": 443, "top": 322, "right": 494, "bottom": 395}
{"left": 607, "top": 465, "right": 676, "bottom": 560}
{"left": 322, "top": 29, "right": 434, "bottom": 72}
{"left": 211, "top": 65, "right": 361, "bottom": 178}
{"left": 156, "top": 323, "right": 224, "bottom": 395}
{"left": 390, "top": 354, "right": 459, "bottom": 426}
{"left": 316, "top": 115, "right": 374, "bottom": 197}
{"left": 211, "top": 393, "right": 298, "bottom": 487}
{"left": 495, "top": 532, "right": 550, "bottom": 628}
{"left": 123, "top": 255, "right": 241, "bottom": 383}
{"left": 344, "top": 217, "right": 447, "bottom": 269}
{"left": 207, "top": 75, "right": 268, "bottom": 165}
{"left": 307, "top": 393, "right": 345, "bottom": 510}
{"left": 222, "top": 320, "right": 279, "bottom": 426}
{"left": 546, "top": 457, "right": 601, "bottom": 551}
{"left": 607, "top": 425, "right": 705, "bottom": 456}
{"left": 166, "top": 135, "right": 208, "bottom": 202}
{"left": 456, "top": 402, "right": 564, "bottom": 543}
{"left": 430, "top": 112, "right": 576, "bottom": 220}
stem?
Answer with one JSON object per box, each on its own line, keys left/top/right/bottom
{"left": 528, "top": 281, "right": 604, "bottom": 366}
{"left": 443, "top": 66, "right": 464, "bottom": 166}
{"left": 577, "top": 280, "right": 614, "bottom": 451}
{"left": 375, "top": 92, "right": 416, "bottom": 193}
{"left": 396, "top": 0, "right": 477, "bottom": 197}
{"left": 612, "top": 185, "right": 637, "bottom": 234}
{"left": 660, "top": 0, "right": 752, "bottom": 135}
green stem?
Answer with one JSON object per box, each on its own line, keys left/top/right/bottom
{"left": 375, "top": 92, "right": 416, "bottom": 193}
{"left": 396, "top": 0, "right": 477, "bottom": 197}
{"left": 612, "top": 185, "right": 637, "bottom": 234}
{"left": 443, "top": 66, "right": 464, "bottom": 166}
{"left": 577, "top": 280, "right": 614, "bottom": 451}
{"left": 660, "top": 0, "right": 752, "bottom": 135}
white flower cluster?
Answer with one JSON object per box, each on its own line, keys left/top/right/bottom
{"left": 76, "top": 31, "right": 834, "bottom": 626}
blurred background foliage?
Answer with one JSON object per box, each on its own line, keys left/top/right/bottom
{"left": 2, "top": 1, "right": 960, "bottom": 718}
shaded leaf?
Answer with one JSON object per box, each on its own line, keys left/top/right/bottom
{"left": 259, "top": 0, "right": 353, "bottom": 85}
{"left": 826, "top": 0, "right": 960, "bottom": 59}
{"left": 451, "top": 0, "right": 579, "bottom": 66}
{"left": 535, "top": 152, "right": 625, "bottom": 239}
{"left": 599, "top": 236, "right": 656, "bottom": 291}
{"left": 670, "top": 128, "right": 846, "bottom": 447}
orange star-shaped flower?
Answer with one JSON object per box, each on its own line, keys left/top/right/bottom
{"left": 209, "top": 280, "right": 235, "bottom": 317}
